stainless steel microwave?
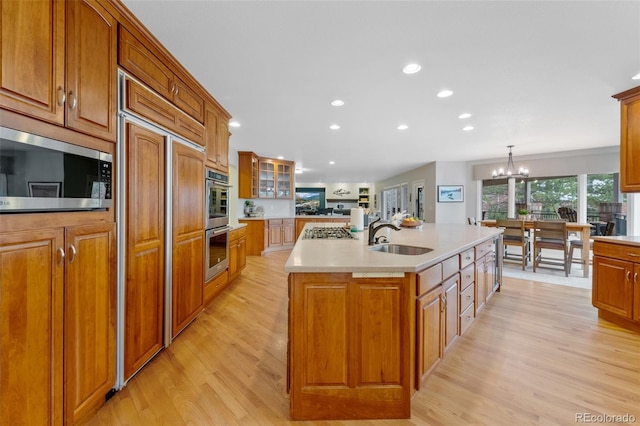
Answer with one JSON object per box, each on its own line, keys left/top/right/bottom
{"left": 0, "top": 126, "right": 112, "bottom": 212}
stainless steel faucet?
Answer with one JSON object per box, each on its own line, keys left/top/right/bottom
{"left": 367, "top": 217, "right": 400, "bottom": 245}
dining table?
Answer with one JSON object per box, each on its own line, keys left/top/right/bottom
{"left": 480, "top": 219, "right": 593, "bottom": 278}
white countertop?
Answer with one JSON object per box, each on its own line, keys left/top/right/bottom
{"left": 284, "top": 223, "right": 503, "bottom": 273}
{"left": 592, "top": 235, "right": 640, "bottom": 247}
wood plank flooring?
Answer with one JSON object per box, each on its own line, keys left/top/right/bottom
{"left": 85, "top": 250, "right": 640, "bottom": 425}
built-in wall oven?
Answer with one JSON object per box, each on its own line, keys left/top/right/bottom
{"left": 205, "top": 168, "right": 231, "bottom": 281}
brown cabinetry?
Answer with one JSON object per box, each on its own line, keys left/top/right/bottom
{"left": 228, "top": 227, "right": 247, "bottom": 281}
{"left": 124, "top": 77, "right": 205, "bottom": 146}
{"left": 289, "top": 272, "right": 412, "bottom": 420}
{"left": 123, "top": 122, "right": 166, "bottom": 381}
{"left": 238, "top": 151, "right": 295, "bottom": 199}
{"left": 613, "top": 86, "right": 640, "bottom": 192}
{"left": 592, "top": 240, "right": 640, "bottom": 331}
{"left": 119, "top": 26, "right": 205, "bottom": 123}
{"left": 0, "top": 222, "right": 116, "bottom": 426}
{"left": 171, "top": 142, "right": 205, "bottom": 338}
{"left": 205, "top": 103, "right": 230, "bottom": 173}
{"left": 1, "top": 0, "right": 117, "bottom": 141}
{"left": 267, "top": 219, "right": 295, "bottom": 249}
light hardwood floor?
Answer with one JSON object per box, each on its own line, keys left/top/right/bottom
{"left": 85, "top": 250, "right": 640, "bottom": 425}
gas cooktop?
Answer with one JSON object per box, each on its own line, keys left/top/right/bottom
{"left": 302, "top": 226, "right": 356, "bottom": 240}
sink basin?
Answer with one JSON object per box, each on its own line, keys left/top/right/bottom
{"left": 368, "top": 244, "right": 433, "bottom": 255}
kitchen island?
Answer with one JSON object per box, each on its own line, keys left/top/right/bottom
{"left": 284, "top": 222, "right": 503, "bottom": 420}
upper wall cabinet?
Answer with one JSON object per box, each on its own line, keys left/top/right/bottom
{"left": 613, "top": 86, "right": 640, "bottom": 192}
{"left": 0, "top": 0, "right": 117, "bottom": 142}
{"left": 205, "top": 102, "right": 230, "bottom": 174}
{"left": 238, "top": 151, "right": 294, "bottom": 199}
{"left": 119, "top": 26, "right": 205, "bottom": 124}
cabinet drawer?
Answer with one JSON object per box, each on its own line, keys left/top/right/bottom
{"left": 229, "top": 226, "right": 247, "bottom": 241}
{"left": 459, "top": 304, "right": 475, "bottom": 336}
{"left": 460, "top": 263, "right": 474, "bottom": 290}
{"left": 443, "top": 255, "right": 459, "bottom": 280}
{"left": 475, "top": 239, "right": 495, "bottom": 258}
{"left": 460, "top": 249, "right": 475, "bottom": 269}
{"left": 593, "top": 241, "right": 640, "bottom": 262}
{"left": 268, "top": 219, "right": 283, "bottom": 226}
{"left": 460, "top": 282, "right": 474, "bottom": 312}
{"left": 418, "top": 263, "right": 442, "bottom": 296}
{"left": 125, "top": 78, "right": 205, "bottom": 146}
{"left": 283, "top": 219, "right": 295, "bottom": 226}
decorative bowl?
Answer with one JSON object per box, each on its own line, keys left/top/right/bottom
{"left": 401, "top": 219, "right": 423, "bottom": 227}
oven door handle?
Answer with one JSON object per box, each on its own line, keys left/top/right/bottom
{"left": 207, "top": 226, "right": 232, "bottom": 236}
{"left": 208, "top": 179, "right": 233, "bottom": 188}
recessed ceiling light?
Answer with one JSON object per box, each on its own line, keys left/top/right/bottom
{"left": 277, "top": 156, "right": 284, "bottom": 160}
{"left": 295, "top": 168, "right": 303, "bottom": 174}
{"left": 633, "top": 73, "right": 640, "bottom": 80}
{"left": 229, "top": 121, "right": 241, "bottom": 127}
{"left": 402, "top": 63, "right": 422, "bottom": 74}
{"left": 397, "top": 124, "right": 408, "bottom": 130}
{"left": 329, "top": 124, "right": 340, "bottom": 130}
{"left": 437, "top": 90, "right": 453, "bottom": 98}
{"left": 329, "top": 161, "right": 335, "bottom": 165}
{"left": 331, "top": 99, "right": 344, "bottom": 106}
{"left": 458, "top": 113, "right": 472, "bottom": 119}
{"left": 462, "top": 125, "right": 475, "bottom": 131}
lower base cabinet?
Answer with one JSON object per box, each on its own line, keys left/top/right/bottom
{"left": 288, "top": 272, "right": 412, "bottom": 420}
{"left": 229, "top": 227, "right": 247, "bottom": 281}
{"left": 0, "top": 222, "right": 116, "bottom": 426}
{"left": 592, "top": 240, "right": 640, "bottom": 332}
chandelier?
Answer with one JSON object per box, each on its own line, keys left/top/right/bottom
{"left": 492, "top": 145, "right": 529, "bottom": 178}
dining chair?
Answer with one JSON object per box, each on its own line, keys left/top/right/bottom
{"left": 532, "top": 220, "right": 569, "bottom": 276}
{"left": 557, "top": 207, "right": 577, "bottom": 222}
{"left": 496, "top": 218, "right": 529, "bottom": 270}
{"left": 567, "top": 221, "right": 614, "bottom": 274}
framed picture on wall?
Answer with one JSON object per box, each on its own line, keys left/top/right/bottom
{"left": 437, "top": 185, "right": 463, "bottom": 203}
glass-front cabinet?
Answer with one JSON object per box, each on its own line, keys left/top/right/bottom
{"left": 238, "top": 151, "right": 295, "bottom": 199}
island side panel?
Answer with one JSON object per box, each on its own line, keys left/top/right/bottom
{"left": 289, "top": 272, "right": 412, "bottom": 420}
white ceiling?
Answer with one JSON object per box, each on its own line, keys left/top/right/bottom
{"left": 121, "top": 0, "right": 640, "bottom": 183}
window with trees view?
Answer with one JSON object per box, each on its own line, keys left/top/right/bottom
{"left": 482, "top": 173, "right": 626, "bottom": 235}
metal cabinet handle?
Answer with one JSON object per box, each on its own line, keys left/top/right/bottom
{"left": 628, "top": 253, "right": 640, "bottom": 257}
{"left": 68, "top": 244, "right": 77, "bottom": 264}
{"left": 626, "top": 271, "right": 631, "bottom": 281}
{"left": 68, "top": 91, "right": 77, "bottom": 110}
{"left": 174, "top": 86, "right": 178, "bottom": 95}
{"left": 57, "top": 247, "right": 65, "bottom": 266}
{"left": 57, "top": 86, "right": 66, "bottom": 106}
{"left": 466, "top": 294, "right": 472, "bottom": 300}
{"left": 634, "top": 272, "right": 638, "bottom": 283}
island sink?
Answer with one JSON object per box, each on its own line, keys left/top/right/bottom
{"left": 369, "top": 244, "right": 433, "bottom": 255}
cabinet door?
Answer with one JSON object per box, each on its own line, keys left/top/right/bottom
{"left": 443, "top": 274, "right": 459, "bottom": 352}
{"left": 238, "top": 236, "right": 247, "bottom": 271}
{"left": 277, "top": 162, "right": 292, "bottom": 198}
{"left": 124, "top": 122, "right": 166, "bottom": 380}
{"left": 619, "top": 91, "right": 640, "bottom": 192}
{"left": 119, "top": 27, "right": 174, "bottom": 102}
{"left": 172, "top": 142, "right": 205, "bottom": 338}
{"left": 269, "top": 222, "right": 283, "bottom": 246}
{"left": 416, "top": 285, "right": 442, "bottom": 388}
{"left": 228, "top": 237, "right": 239, "bottom": 278}
{"left": 593, "top": 256, "right": 633, "bottom": 318}
{"left": 476, "top": 258, "right": 487, "bottom": 314}
{"left": 634, "top": 264, "right": 640, "bottom": 322}
{"left": 65, "top": 0, "right": 117, "bottom": 141}
{"left": 259, "top": 160, "right": 276, "bottom": 198}
{"left": 283, "top": 219, "right": 296, "bottom": 244}
{"left": 64, "top": 222, "right": 116, "bottom": 425}
{"left": 172, "top": 75, "right": 204, "bottom": 123}
{"left": 1, "top": 0, "right": 65, "bottom": 124}
{"left": 0, "top": 229, "right": 64, "bottom": 426}
{"left": 216, "top": 117, "right": 230, "bottom": 173}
